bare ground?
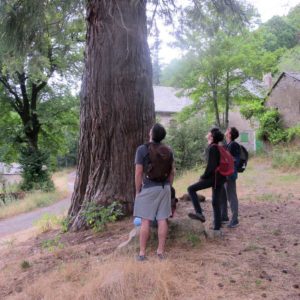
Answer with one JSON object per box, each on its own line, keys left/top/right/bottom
{"left": 0, "top": 158, "right": 299, "bottom": 300}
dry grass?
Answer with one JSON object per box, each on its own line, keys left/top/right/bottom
{"left": 8, "top": 255, "right": 183, "bottom": 300}
{"left": 0, "top": 169, "right": 73, "bottom": 220}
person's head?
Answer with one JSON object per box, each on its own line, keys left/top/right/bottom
{"left": 150, "top": 123, "right": 166, "bottom": 143}
{"left": 225, "top": 127, "right": 239, "bottom": 142}
{"left": 206, "top": 127, "right": 224, "bottom": 144}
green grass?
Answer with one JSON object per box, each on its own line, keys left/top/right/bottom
{"left": 256, "top": 193, "right": 282, "bottom": 202}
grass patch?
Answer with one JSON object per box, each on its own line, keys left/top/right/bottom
{"left": 271, "top": 147, "right": 300, "bottom": 170}
{"left": 256, "top": 193, "right": 282, "bottom": 202}
{"left": 34, "top": 213, "right": 62, "bottom": 233}
{"left": 0, "top": 169, "right": 72, "bottom": 220}
{"left": 41, "top": 235, "right": 64, "bottom": 252}
{"left": 173, "top": 167, "right": 203, "bottom": 196}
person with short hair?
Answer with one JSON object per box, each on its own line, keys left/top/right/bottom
{"left": 133, "top": 123, "right": 175, "bottom": 261}
{"left": 221, "top": 127, "right": 241, "bottom": 228}
{"left": 187, "top": 128, "right": 226, "bottom": 232}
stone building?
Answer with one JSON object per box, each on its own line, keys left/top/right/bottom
{"left": 153, "top": 86, "right": 192, "bottom": 126}
{"left": 265, "top": 72, "right": 300, "bottom": 128}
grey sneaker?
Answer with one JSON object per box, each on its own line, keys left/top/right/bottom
{"left": 188, "top": 212, "right": 206, "bottom": 223}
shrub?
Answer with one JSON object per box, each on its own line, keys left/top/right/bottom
{"left": 166, "top": 116, "right": 211, "bottom": 172}
{"left": 82, "top": 201, "right": 123, "bottom": 232}
{"left": 19, "top": 148, "right": 54, "bottom": 191}
{"left": 257, "top": 109, "right": 286, "bottom": 144}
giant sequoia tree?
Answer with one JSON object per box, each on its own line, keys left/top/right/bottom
{"left": 67, "top": 1, "right": 155, "bottom": 230}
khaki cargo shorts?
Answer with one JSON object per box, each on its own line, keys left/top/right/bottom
{"left": 133, "top": 185, "right": 171, "bottom": 221}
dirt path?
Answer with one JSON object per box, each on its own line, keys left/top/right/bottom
{"left": 0, "top": 173, "right": 75, "bottom": 239}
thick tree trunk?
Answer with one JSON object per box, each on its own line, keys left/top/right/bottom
{"left": 68, "top": 0, "right": 155, "bottom": 230}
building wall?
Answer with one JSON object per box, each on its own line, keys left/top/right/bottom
{"left": 156, "top": 112, "right": 174, "bottom": 127}
{"left": 228, "top": 110, "right": 258, "bottom": 152}
{"left": 266, "top": 75, "right": 300, "bottom": 128}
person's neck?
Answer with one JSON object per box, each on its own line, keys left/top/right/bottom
{"left": 226, "top": 138, "right": 231, "bottom": 144}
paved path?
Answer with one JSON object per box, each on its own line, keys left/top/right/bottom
{"left": 0, "top": 173, "right": 75, "bottom": 238}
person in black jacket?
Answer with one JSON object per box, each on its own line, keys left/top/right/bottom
{"left": 221, "top": 127, "right": 241, "bottom": 228}
{"left": 187, "top": 128, "right": 226, "bottom": 231}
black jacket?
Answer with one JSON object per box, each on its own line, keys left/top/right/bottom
{"left": 200, "top": 144, "right": 226, "bottom": 185}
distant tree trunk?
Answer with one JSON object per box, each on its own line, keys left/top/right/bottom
{"left": 212, "top": 88, "right": 221, "bottom": 128}
{"left": 68, "top": 0, "right": 155, "bottom": 231}
{"left": 224, "top": 70, "right": 230, "bottom": 129}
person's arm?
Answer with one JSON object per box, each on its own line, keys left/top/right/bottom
{"left": 168, "top": 161, "right": 176, "bottom": 185}
{"left": 135, "top": 164, "right": 143, "bottom": 195}
{"left": 201, "top": 145, "right": 219, "bottom": 179}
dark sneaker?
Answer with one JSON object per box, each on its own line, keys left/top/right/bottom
{"left": 188, "top": 212, "right": 206, "bottom": 223}
{"left": 157, "top": 253, "right": 166, "bottom": 260}
{"left": 136, "top": 255, "right": 147, "bottom": 262}
{"left": 222, "top": 217, "right": 229, "bottom": 224}
{"left": 227, "top": 220, "right": 239, "bottom": 228}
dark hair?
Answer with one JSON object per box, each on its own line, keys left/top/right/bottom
{"left": 211, "top": 127, "right": 224, "bottom": 144}
{"left": 151, "top": 123, "right": 166, "bottom": 143}
{"left": 230, "top": 127, "right": 239, "bottom": 141}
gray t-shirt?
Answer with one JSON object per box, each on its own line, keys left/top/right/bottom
{"left": 135, "top": 143, "right": 172, "bottom": 189}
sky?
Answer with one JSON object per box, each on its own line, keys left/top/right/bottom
{"left": 158, "top": 0, "right": 300, "bottom": 65}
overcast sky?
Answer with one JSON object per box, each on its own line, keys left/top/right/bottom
{"left": 158, "top": 0, "right": 300, "bottom": 64}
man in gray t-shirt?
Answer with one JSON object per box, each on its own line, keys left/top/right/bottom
{"left": 133, "top": 123, "right": 175, "bottom": 261}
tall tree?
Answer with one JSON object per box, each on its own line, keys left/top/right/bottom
{"left": 0, "top": 0, "right": 84, "bottom": 190}
{"left": 67, "top": 1, "right": 155, "bottom": 230}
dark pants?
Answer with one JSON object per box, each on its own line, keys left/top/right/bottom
{"left": 221, "top": 178, "right": 239, "bottom": 223}
{"left": 187, "top": 178, "right": 223, "bottom": 230}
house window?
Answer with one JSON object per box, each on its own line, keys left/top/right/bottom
{"left": 240, "top": 132, "right": 249, "bottom": 143}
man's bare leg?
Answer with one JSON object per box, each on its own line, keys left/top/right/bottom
{"left": 157, "top": 219, "right": 168, "bottom": 255}
{"left": 139, "top": 219, "right": 151, "bottom": 256}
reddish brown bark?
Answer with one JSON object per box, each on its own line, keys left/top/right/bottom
{"left": 68, "top": 0, "right": 155, "bottom": 230}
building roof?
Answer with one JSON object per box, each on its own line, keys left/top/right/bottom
{"left": 267, "top": 72, "right": 300, "bottom": 96}
{"left": 154, "top": 86, "right": 192, "bottom": 113}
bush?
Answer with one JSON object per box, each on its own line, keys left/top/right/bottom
{"left": 19, "top": 148, "right": 54, "bottom": 191}
{"left": 166, "top": 116, "right": 211, "bottom": 172}
{"left": 257, "top": 109, "right": 286, "bottom": 144}
{"left": 82, "top": 202, "right": 123, "bottom": 232}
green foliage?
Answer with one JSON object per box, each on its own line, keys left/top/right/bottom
{"left": 60, "top": 216, "right": 71, "bottom": 233}
{"left": 34, "top": 213, "right": 61, "bottom": 232}
{"left": 240, "top": 100, "right": 266, "bottom": 120}
{"left": 286, "top": 125, "right": 300, "bottom": 142}
{"left": 166, "top": 116, "right": 211, "bottom": 172}
{"left": 186, "top": 233, "right": 201, "bottom": 247}
{"left": 41, "top": 235, "right": 64, "bottom": 252}
{"left": 278, "top": 45, "right": 300, "bottom": 73}
{"left": 259, "top": 16, "right": 298, "bottom": 51}
{"left": 82, "top": 202, "right": 123, "bottom": 232}
{"left": 257, "top": 109, "right": 286, "bottom": 144}
{"left": 19, "top": 148, "right": 54, "bottom": 191}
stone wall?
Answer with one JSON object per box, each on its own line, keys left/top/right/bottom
{"left": 266, "top": 75, "right": 300, "bottom": 128}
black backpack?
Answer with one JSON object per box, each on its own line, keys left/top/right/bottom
{"left": 145, "top": 143, "right": 173, "bottom": 182}
{"left": 237, "top": 145, "right": 249, "bottom": 173}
